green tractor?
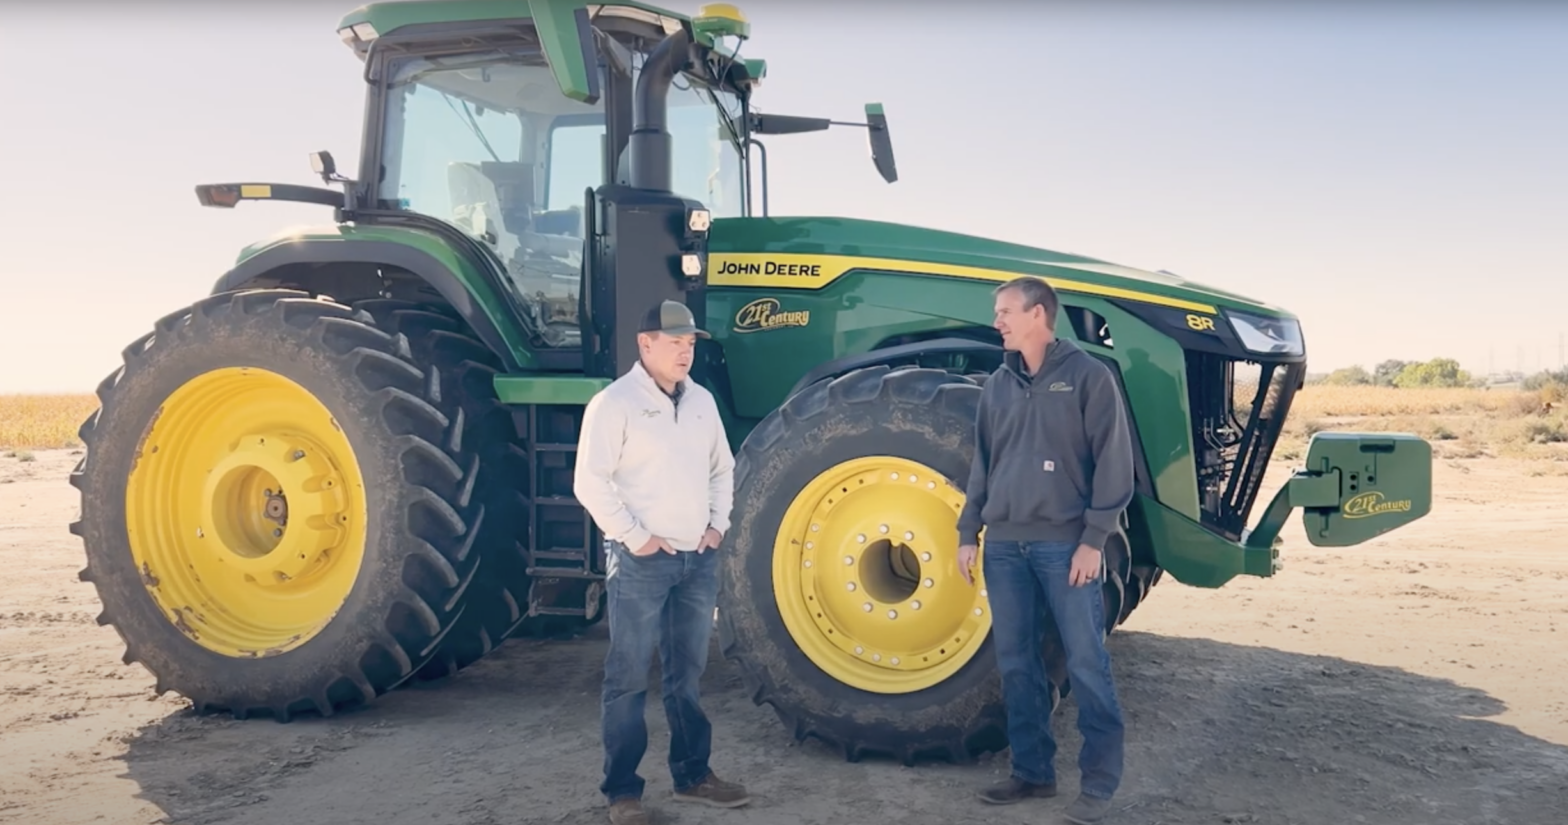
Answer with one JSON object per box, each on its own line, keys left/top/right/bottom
{"left": 70, "top": 0, "right": 1433, "bottom": 764}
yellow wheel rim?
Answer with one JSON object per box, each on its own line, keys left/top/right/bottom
{"left": 124, "top": 367, "right": 368, "bottom": 658}
{"left": 772, "top": 456, "right": 990, "bottom": 694}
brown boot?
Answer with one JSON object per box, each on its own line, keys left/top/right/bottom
{"left": 977, "top": 776, "right": 1057, "bottom": 804}
{"left": 671, "top": 772, "right": 751, "bottom": 808}
{"left": 607, "top": 798, "right": 650, "bottom": 825}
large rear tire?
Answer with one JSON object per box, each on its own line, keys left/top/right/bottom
{"left": 717, "top": 366, "right": 1021, "bottom": 764}
{"left": 72, "top": 289, "right": 483, "bottom": 720}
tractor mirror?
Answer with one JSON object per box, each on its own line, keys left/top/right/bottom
{"left": 864, "top": 103, "right": 897, "bottom": 184}
{"left": 1293, "top": 432, "right": 1432, "bottom": 547}
{"left": 310, "top": 150, "right": 354, "bottom": 186}
{"left": 744, "top": 104, "right": 898, "bottom": 184}
{"left": 310, "top": 151, "right": 336, "bottom": 178}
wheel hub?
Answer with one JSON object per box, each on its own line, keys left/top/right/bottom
{"left": 263, "top": 489, "right": 288, "bottom": 524}
{"left": 200, "top": 434, "right": 350, "bottom": 585}
{"left": 774, "top": 456, "right": 990, "bottom": 693}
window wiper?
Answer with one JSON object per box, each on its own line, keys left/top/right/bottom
{"left": 443, "top": 93, "right": 501, "bottom": 162}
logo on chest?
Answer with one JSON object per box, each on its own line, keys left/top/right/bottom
{"left": 1043, "top": 460, "right": 1056, "bottom": 472}
{"left": 1047, "top": 381, "right": 1073, "bottom": 392}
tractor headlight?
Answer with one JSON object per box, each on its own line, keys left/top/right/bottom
{"left": 1226, "top": 310, "right": 1304, "bottom": 357}
{"left": 687, "top": 208, "right": 711, "bottom": 234}
{"left": 681, "top": 253, "right": 704, "bottom": 277}
{"left": 337, "top": 22, "right": 379, "bottom": 45}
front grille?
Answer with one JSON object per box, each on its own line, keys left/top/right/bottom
{"left": 1186, "top": 352, "right": 1305, "bottom": 540}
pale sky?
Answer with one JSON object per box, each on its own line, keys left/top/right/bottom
{"left": 2, "top": 0, "right": 1564, "bottom": 394}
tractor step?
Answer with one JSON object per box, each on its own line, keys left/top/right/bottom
{"left": 532, "top": 547, "right": 593, "bottom": 562}
{"left": 530, "top": 606, "right": 595, "bottom": 617}
{"left": 525, "top": 568, "right": 601, "bottom": 580}
{"left": 516, "top": 403, "right": 605, "bottom": 621}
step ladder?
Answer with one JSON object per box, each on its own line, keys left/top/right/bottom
{"left": 515, "top": 403, "right": 605, "bottom": 622}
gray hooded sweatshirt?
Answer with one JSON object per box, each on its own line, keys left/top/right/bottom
{"left": 956, "top": 337, "right": 1136, "bottom": 551}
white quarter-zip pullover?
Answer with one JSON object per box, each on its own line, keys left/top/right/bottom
{"left": 573, "top": 361, "right": 735, "bottom": 552}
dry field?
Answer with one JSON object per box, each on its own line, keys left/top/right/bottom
{"left": 0, "top": 395, "right": 100, "bottom": 454}
{"left": 1276, "top": 384, "right": 1567, "bottom": 465}
{"left": 2, "top": 385, "right": 1566, "bottom": 825}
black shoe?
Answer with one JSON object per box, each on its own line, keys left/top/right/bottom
{"left": 977, "top": 776, "right": 1057, "bottom": 804}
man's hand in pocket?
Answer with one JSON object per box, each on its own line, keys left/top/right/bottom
{"left": 635, "top": 536, "right": 676, "bottom": 556}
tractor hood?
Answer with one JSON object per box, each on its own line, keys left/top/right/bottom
{"left": 705, "top": 215, "right": 1292, "bottom": 319}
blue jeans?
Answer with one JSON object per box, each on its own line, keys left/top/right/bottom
{"left": 600, "top": 541, "right": 719, "bottom": 803}
{"left": 982, "top": 539, "right": 1124, "bottom": 800}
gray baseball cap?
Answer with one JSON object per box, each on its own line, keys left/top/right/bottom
{"left": 639, "top": 299, "right": 710, "bottom": 339}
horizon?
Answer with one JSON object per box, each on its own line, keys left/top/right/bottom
{"left": 2, "top": 0, "right": 1564, "bottom": 393}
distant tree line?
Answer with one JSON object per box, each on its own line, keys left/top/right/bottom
{"left": 1312, "top": 358, "right": 1480, "bottom": 389}
{"left": 1308, "top": 359, "right": 1568, "bottom": 390}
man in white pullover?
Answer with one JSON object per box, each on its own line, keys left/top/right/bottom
{"left": 574, "top": 299, "right": 746, "bottom": 825}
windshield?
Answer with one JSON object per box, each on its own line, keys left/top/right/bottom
{"left": 545, "top": 66, "right": 746, "bottom": 216}
{"left": 669, "top": 76, "right": 746, "bottom": 218}
{"left": 378, "top": 49, "right": 747, "bottom": 350}
{"left": 379, "top": 50, "right": 598, "bottom": 349}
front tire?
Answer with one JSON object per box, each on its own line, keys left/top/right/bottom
{"left": 717, "top": 366, "right": 1026, "bottom": 764}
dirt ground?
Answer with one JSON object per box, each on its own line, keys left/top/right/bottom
{"left": 2, "top": 448, "right": 1566, "bottom": 825}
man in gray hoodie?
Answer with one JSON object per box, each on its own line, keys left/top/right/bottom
{"left": 956, "top": 277, "right": 1135, "bottom": 824}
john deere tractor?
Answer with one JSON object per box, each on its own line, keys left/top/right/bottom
{"left": 70, "top": 0, "right": 1433, "bottom": 763}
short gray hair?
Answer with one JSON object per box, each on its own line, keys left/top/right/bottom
{"left": 994, "top": 277, "right": 1059, "bottom": 328}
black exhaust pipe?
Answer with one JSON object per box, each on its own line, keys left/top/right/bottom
{"left": 628, "top": 26, "right": 690, "bottom": 192}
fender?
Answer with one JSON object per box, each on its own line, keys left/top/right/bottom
{"left": 785, "top": 337, "right": 1003, "bottom": 398}
{"left": 211, "top": 238, "right": 527, "bottom": 372}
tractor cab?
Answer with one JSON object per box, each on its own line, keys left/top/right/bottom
{"left": 334, "top": 2, "right": 760, "bottom": 376}
{"left": 367, "top": 28, "right": 749, "bottom": 353}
